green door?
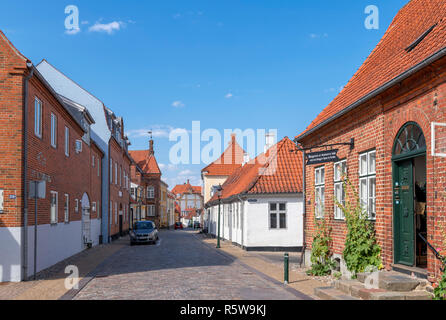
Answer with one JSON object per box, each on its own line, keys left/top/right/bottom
{"left": 393, "top": 159, "right": 415, "bottom": 266}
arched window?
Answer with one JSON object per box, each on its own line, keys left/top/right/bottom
{"left": 393, "top": 122, "right": 426, "bottom": 156}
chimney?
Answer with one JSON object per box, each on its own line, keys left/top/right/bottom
{"left": 231, "top": 133, "right": 236, "bottom": 145}
{"left": 242, "top": 152, "right": 250, "bottom": 166}
{"left": 264, "top": 132, "right": 276, "bottom": 153}
{"left": 149, "top": 139, "right": 154, "bottom": 155}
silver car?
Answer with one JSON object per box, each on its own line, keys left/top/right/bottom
{"left": 130, "top": 221, "right": 159, "bottom": 245}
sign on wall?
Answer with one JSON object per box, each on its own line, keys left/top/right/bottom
{"left": 29, "top": 181, "right": 46, "bottom": 199}
{"left": 306, "top": 149, "right": 339, "bottom": 165}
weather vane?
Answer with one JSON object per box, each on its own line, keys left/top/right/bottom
{"left": 148, "top": 129, "right": 153, "bottom": 140}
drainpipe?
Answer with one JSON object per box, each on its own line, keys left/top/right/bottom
{"left": 296, "top": 143, "right": 306, "bottom": 267}
{"left": 22, "top": 62, "right": 34, "bottom": 281}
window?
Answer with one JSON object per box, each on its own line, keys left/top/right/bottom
{"left": 269, "top": 203, "right": 286, "bottom": 229}
{"left": 131, "top": 187, "right": 135, "bottom": 198}
{"left": 114, "top": 202, "right": 118, "bottom": 224}
{"left": 334, "top": 160, "right": 347, "bottom": 220}
{"left": 314, "top": 166, "right": 325, "bottom": 218}
{"left": 75, "top": 140, "right": 82, "bottom": 153}
{"left": 64, "top": 127, "right": 70, "bottom": 157}
{"left": 148, "top": 187, "right": 155, "bottom": 199}
{"left": 359, "top": 150, "right": 376, "bottom": 220}
{"left": 119, "top": 166, "right": 122, "bottom": 187}
{"left": 115, "top": 162, "right": 117, "bottom": 185}
{"left": 34, "top": 98, "right": 42, "bottom": 138}
{"left": 110, "top": 201, "right": 113, "bottom": 225}
{"left": 110, "top": 158, "right": 113, "bottom": 183}
{"left": 92, "top": 202, "right": 96, "bottom": 212}
{"left": 148, "top": 205, "right": 155, "bottom": 217}
{"left": 64, "top": 194, "right": 69, "bottom": 223}
{"left": 75, "top": 199, "right": 79, "bottom": 213}
{"left": 97, "top": 158, "right": 100, "bottom": 177}
{"left": 50, "top": 113, "right": 57, "bottom": 148}
{"left": 92, "top": 155, "right": 95, "bottom": 167}
{"left": 50, "top": 191, "right": 58, "bottom": 224}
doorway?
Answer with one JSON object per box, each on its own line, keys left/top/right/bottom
{"left": 81, "top": 193, "right": 92, "bottom": 248}
{"left": 392, "top": 122, "right": 427, "bottom": 268}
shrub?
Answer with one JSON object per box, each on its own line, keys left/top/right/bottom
{"left": 335, "top": 178, "right": 382, "bottom": 278}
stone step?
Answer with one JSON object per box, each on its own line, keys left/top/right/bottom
{"left": 314, "top": 287, "right": 361, "bottom": 300}
{"left": 356, "top": 271, "right": 421, "bottom": 292}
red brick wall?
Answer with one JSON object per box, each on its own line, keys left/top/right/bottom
{"left": 0, "top": 32, "right": 27, "bottom": 228}
{"left": 109, "top": 138, "right": 131, "bottom": 237}
{"left": 0, "top": 32, "right": 104, "bottom": 231}
{"left": 300, "top": 56, "right": 446, "bottom": 283}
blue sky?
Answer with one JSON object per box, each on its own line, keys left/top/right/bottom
{"left": 0, "top": 0, "right": 408, "bottom": 188}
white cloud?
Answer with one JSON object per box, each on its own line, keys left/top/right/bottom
{"left": 65, "top": 28, "right": 81, "bottom": 35}
{"left": 127, "top": 125, "right": 189, "bottom": 139}
{"left": 172, "top": 100, "right": 185, "bottom": 108}
{"left": 89, "top": 21, "right": 125, "bottom": 35}
{"left": 81, "top": 21, "right": 89, "bottom": 25}
{"left": 179, "top": 169, "right": 194, "bottom": 176}
{"left": 225, "top": 93, "right": 233, "bottom": 99}
{"left": 309, "top": 33, "right": 328, "bottom": 39}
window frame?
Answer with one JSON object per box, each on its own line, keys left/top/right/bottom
{"left": 64, "top": 194, "right": 69, "bottom": 223}
{"left": 50, "top": 113, "right": 57, "bottom": 148}
{"left": 333, "top": 159, "right": 347, "bottom": 220}
{"left": 359, "top": 150, "right": 376, "bottom": 220}
{"left": 64, "top": 126, "right": 70, "bottom": 157}
{"left": 50, "top": 191, "right": 58, "bottom": 225}
{"left": 269, "top": 202, "right": 287, "bottom": 230}
{"left": 314, "top": 166, "right": 325, "bottom": 219}
{"left": 34, "top": 97, "right": 43, "bottom": 138}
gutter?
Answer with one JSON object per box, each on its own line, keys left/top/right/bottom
{"left": 295, "top": 47, "right": 446, "bottom": 142}
{"left": 22, "top": 62, "right": 34, "bottom": 281}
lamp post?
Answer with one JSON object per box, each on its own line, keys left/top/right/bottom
{"left": 215, "top": 185, "right": 223, "bottom": 249}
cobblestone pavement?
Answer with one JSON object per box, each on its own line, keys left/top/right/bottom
{"left": 74, "top": 230, "right": 306, "bottom": 300}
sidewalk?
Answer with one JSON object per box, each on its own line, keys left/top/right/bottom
{"left": 197, "top": 234, "right": 329, "bottom": 299}
{"left": 0, "top": 238, "right": 126, "bottom": 300}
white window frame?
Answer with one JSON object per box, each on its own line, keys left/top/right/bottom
{"left": 114, "top": 202, "right": 118, "bottom": 224}
{"left": 359, "top": 150, "right": 376, "bottom": 220}
{"left": 148, "top": 205, "right": 155, "bottom": 217}
{"left": 50, "top": 191, "right": 58, "bottom": 224}
{"left": 50, "top": 113, "right": 57, "bottom": 148}
{"left": 92, "top": 201, "right": 97, "bottom": 212}
{"left": 269, "top": 202, "right": 287, "bottom": 229}
{"left": 34, "top": 97, "right": 42, "bottom": 138}
{"left": 75, "top": 199, "right": 79, "bottom": 213}
{"left": 110, "top": 201, "right": 113, "bottom": 225}
{"left": 64, "top": 127, "right": 70, "bottom": 157}
{"left": 148, "top": 186, "right": 155, "bottom": 199}
{"left": 334, "top": 160, "right": 347, "bottom": 220}
{"left": 314, "top": 166, "right": 325, "bottom": 219}
{"left": 92, "top": 155, "right": 95, "bottom": 167}
{"left": 64, "top": 194, "right": 69, "bottom": 223}
{"left": 97, "top": 158, "right": 100, "bottom": 177}
{"left": 115, "top": 162, "right": 118, "bottom": 185}
{"left": 110, "top": 158, "right": 113, "bottom": 183}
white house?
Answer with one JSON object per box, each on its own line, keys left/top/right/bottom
{"left": 205, "top": 137, "right": 304, "bottom": 251}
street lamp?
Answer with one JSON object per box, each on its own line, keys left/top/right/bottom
{"left": 215, "top": 185, "right": 223, "bottom": 249}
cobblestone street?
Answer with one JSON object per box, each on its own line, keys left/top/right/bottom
{"left": 72, "top": 230, "right": 307, "bottom": 300}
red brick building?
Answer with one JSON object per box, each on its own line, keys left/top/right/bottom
{"left": 105, "top": 108, "right": 132, "bottom": 240}
{"left": 295, "top": 0, "right": 446, "bottom": 283}
{"left": 0, "top": 31, "right": 103, "bottom": 282}
{"left": 129, "top": 138, "right": 162, "bottom": 226}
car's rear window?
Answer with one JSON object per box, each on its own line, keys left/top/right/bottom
{"left": 135, "top": 222, "right": 153, "bottom": 230}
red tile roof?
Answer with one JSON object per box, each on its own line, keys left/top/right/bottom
{"left": 129, "top": 150, "right": 161, "bottom": 175}
{"left": 207, "top": 137, "right": 302, "bottom": 205}
{"left": 296, "top": 0, "right": 446, "bottom": 140}
{"left": 201, "top": 134, "right": 246, "bottom": 176}
{"left": 172, "top": 181, "right": 202, "bottom": 196}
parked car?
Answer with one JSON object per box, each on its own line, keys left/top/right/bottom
{"left": 130, "top": 221, "right": 159, "bottom": 246}
{"left": 193, "top": 221, "right": 201, "bottom": 229}
{"left": 174, "top": 222, "right": 183, "bottom": 230}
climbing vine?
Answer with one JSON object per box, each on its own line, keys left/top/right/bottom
{"left": 433, "top": 224, "right": 446, "bottom": 300}
{"left": 306, "top": 202, "right": 335, "bottom": 276}
{"left": 335, "top": 178, "right": 382, "bottom": 278}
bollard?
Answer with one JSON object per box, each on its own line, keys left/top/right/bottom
{"left": 284, "top": 253, "right": 289, "bottom": 284}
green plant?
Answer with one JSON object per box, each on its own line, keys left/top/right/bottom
{"left": 333, "top": 271, "right": 342, "bottom": 280}
{"left": 306, "top": 208, "right": 335, "bottom": 276}
{"left": 434, "top": 223, "right": 446, "bottom": 300}
{"left": 335, "top": 178, "right": 382, "bottom": 278}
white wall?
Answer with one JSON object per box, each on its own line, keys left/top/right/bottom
{"left": 0, "top": 227, "right": 22, "bottom": 282}
{"left": 207, "top": 194, "right": 303, "bottom": 250}
{"left": 245, "top": 196, "right": 303, "bottom": 248}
